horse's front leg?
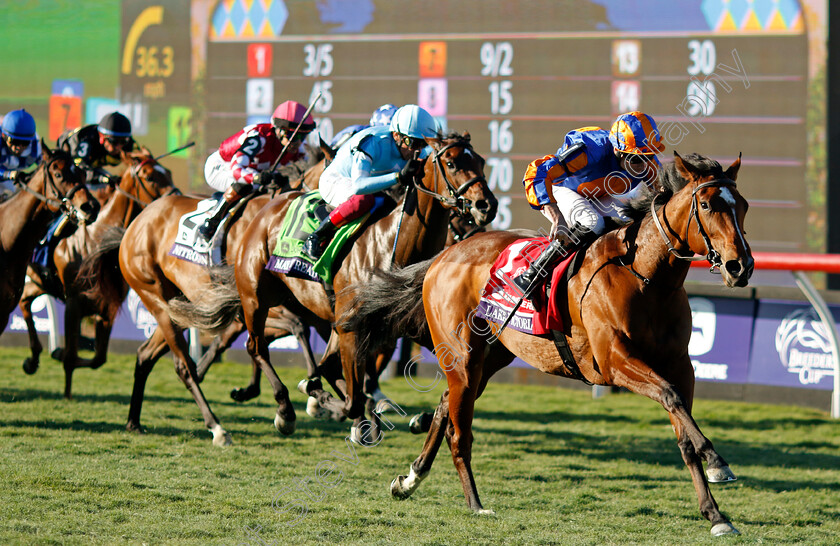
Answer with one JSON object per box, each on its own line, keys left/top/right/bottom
{"left": 18, "top": 282, "right": 44, "bottom": 375}
{"left": 602, "top": 335, "right": 738, "bottom": 536}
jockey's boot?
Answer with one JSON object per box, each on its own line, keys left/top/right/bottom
{"left": 512, "top": 223, "right": 595, "bottom": 298}
{"left": 302, "top": 218, "right": 337, "bottom": 261}
{"left": 198, "top": 199, "right": 234, "bottom": 242}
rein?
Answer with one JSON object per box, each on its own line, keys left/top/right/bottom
{"left": 412, "top": 140, "right": 486, "bottom": 217}
{"left": 15, "top": 158, "right": 87, "bottom": 214}
{"left": 651, "top": 179, "right": 737, "bottom": 271}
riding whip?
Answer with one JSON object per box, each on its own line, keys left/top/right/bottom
{"left": 155, "top": 141, "right": 195, "bottom": 160}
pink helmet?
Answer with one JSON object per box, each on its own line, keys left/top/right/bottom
{"left": 271, "top": 100, "right": 316, "bottom": 134}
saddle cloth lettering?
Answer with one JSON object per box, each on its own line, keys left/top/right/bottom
{"left": 475, "top": 237, "right": 576, "bottom": 336}
{"left": 266, "top": 190, "right": 368, "bottom": 285}
{"left": 168, "top": 197, "right": 223, "bottom": 266}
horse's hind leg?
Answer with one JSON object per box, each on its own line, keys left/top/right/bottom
{"left": 604, "top": 340, "right": 737, "bottom": 535}
{"left": 18, "top": 284, "right": 43, "bottom": 375}
{"left": 242, "top": 290, "right": 296, "bottom": 435}
{"left": 392, "top": 389, "right": 449, "bottom": 500}
{"left": 127, "top": 327, "right": 170, "bottom": 433}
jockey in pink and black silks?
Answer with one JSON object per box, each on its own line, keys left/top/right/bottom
{"left": 198, "top": 100, "right": 315, "bottom": 241}
{"left": 513, "top": 111, "right": 665, "bottom": 297}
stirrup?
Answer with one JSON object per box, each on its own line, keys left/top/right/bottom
{"left": 302, "top": 234, "right": 324, "bottom": 260}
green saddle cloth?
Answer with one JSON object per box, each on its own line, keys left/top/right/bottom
{"left": 271, "top": 190, "right": 368, "bottom": 284}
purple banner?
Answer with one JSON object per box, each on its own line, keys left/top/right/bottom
{"left": 7, "top": 295, "right": 65, "bottom": 336}
{"left": 748, "top": 300, "right": 838, "bottom": 391}
{"left": 687, "top": 296, "right": 755, "bottom": 384}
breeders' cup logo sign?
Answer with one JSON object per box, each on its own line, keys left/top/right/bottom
{"left": 127, "top": 289, "right": 157, "bottom": 338}
{"left": 775, "top": 308, "right": 836, "bottom": 385}
{"left": 689, "top": 297, "right": 716, "bottom": 356}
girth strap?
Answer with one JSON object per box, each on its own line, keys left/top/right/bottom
{"left": 550, "top": 329, "right": 591, "bottom": 385}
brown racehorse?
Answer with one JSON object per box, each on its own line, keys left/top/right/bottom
{"left": 97, "top": 154, "right": 325, "bottom": 446}
{"left": 178, "top": 132, "right": 496, "bottom": 440}
{"left": 0, "top": 142, "right": 98, "bottom": 337}
{"left": 344, "top": 153, "right": 751, "bottom": 536}
{"left": 19, "top": 149, "right": 177, "bottom": 398}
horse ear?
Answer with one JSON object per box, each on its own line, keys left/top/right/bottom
{"left": 41, "top": 138, "right": 53, "bottom": 161}
{"left": 319, "top": 135, "right": 336, "bottom": 161}
{"left": 425, "top": 136, "right": 442, "bottom": 149}
{"left": 461, "top": 130, "right": 471, "bottom": 142}
{"left": 724, "top": 152, "right": 741, "bottom": 182}
{"left": 672, "top": 150, "right": 697, "bottom": 181}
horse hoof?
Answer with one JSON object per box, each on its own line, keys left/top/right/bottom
{"left": 230, "top": 386, "right": 259, "bottom": 402}
{"left": 22, "top": 358, "right": 39, "bottom": 375}
{"left": 409, "top": 412, "right": 433, "bottom": 435}
{"left": 390, "top": 476, "right": 411, "bottom": 500}
{"left": 374, "top": 398, "right": 395, "bottom": 413}
{"left": 306, "top": 396, "right": 330, "bottom": 419}
{"left": 475, "top": 508, "right": 496, "bottom": 516}
{"left": 707, "top": 465, "right": 737, "bottom": 483}
{"left": 51, "top": 348, "right": 65, "bottom": 361}
{"left": 274, "top": 413, "right": 296, "bottom": 436}
{"left": 349, "top": 426, "right": 362, "bottom": 445}
{"left": 212, "top": 430, "right": 233, "bottom": 448}
{"left": 297, "top": 377, "right": 322, "bottom": 396}
{"left": 371, "top": 388, "right": 388, "bottom": 403}
{"left": 126, "top": 422, "right": 145, "bottom": 434}
{"left": 711, "top": 522, "right": 740, "bottom": 536}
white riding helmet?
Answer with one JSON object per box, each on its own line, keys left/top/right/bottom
{"left": 389, "top": 104, "right": 437, "bottom": 140}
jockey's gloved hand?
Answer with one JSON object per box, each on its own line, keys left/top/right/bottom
{"left": 398, "top": 157, "right": 423, "bottom": 185}
{"left": 269, "top": 171, "right": 289, "bottom": 187}
{"left": 98, "top": 173, "right": 120, "bottom": 186}
{"left": 8, "top": 170, "right": 26, "bottom": 184}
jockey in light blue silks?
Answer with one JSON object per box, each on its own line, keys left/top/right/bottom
{"left": 302, "top": 104, "right": 437, "bottom": 260}
{"left": 0, "top": 108, "right": 41, "bottom": 201}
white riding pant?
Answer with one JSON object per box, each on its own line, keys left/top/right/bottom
{"left": 552, "top": 183, "right": 644, "bottom": 235}
{"left": 318, "top": 169, "right": 354, "bottom": 207}
{"left": 204, "top": 151, "right": 236, "bottom": 192}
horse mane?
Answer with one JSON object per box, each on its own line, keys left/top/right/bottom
{"left": 277, "top": 142, "right": 325, "bottom": 181}
{"left": 622, "top": 152, "right": 725, "bottom": 221}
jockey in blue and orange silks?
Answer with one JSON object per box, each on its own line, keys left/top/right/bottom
{"left": 513, "top": 111, "right": 665, "bottom": 295}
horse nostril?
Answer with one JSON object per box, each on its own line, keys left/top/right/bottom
{"left": 474, "top": 200, "right": 489, "bottom": 213}
{"left": 724, "top": 260, "right": 743, "bottom": 277}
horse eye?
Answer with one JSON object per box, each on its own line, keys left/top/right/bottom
{"left": 447, "top": 161, "right": 455, "bottom": 169}
{"left": 700, "top": 201, "right": 710, "bottom": 210}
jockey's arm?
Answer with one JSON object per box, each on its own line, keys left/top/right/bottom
{"left": 229, "top": 148, "right": 259, "bottom": 184}
{"left": 346, "top": 148, "right": 400, "bottom": 195}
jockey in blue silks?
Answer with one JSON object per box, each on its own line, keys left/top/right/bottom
{"left": 0, "top": 109, "right": 41, "bottom": 200}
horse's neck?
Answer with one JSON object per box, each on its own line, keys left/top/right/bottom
{"left": 0, "top": 184, "right": 52, "bottom": 254}
{"left": 632, "top": 192, "right": 694, "bottom": 290}
{"left": 390, "top": 186, "right": 450, "bottom": 266}
{"left": 99, "top": 189, "right": 143, "bottom": 230}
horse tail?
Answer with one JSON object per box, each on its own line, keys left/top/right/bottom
{"left": 339, "top": 257, "right": 434, "bottom": 365}
{"left": 167, "top": 266, "right": 240, "bottom": 331}
{"left": 78, "top": 226, "right": 128, "bottom": 320}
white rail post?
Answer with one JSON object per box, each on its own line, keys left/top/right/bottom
{"left": 792, "top": 271, "right": 840, "bottom": 418}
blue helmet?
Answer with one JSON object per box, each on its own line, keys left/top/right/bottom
{"left": 369, "top": 103, "right": 397, "bottom": 127}
{"left": 389, "top": 105, "right": 437, "bottom": 139}
{"left": 2, "top": 109, "right": 37, "bottom": 141}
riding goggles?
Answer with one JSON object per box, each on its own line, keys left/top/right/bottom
{"left": 400, "top": 134, "right": 426, "bottom": 150}
{"left": 6, "top": 136, "right": 30, "bottom": 148}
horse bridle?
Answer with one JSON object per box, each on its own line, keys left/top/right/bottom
{"left": 651, "top": 179, "right": 737, "bottom": 271}
{"left": 111, "top": 158, "right": 180, "bottom": 208}
{"left": 15, "top": 157, "right": 89, "bottom": 216}
{"left": 411, "top": 141, "right": 487, "bottom": 217}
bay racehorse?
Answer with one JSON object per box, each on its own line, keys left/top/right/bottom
{"left": 179, "top": 132, "right": 496, "bottom": 441}
{"left": 0, "top": 142, "right": 98, "bottom": 337}
{"left": 96, "top": 153, "right": 325, "bottom": 446}
{"left": 344, "top": 152, "right": 751, "bottom": 536}
{"left": 19, "top": 149, "right": 177, "bottom": 398}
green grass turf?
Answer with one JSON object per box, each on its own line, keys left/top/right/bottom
{"left": 0, "top": 345, "right": 838, "bottom": 545}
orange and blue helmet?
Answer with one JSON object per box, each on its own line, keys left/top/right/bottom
{"left": 609, "top": 111, "right": 665, "bottom": 155}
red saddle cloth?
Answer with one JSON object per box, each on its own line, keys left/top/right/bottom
{"left": 475, "top": 237, "right": 576, "bottom": 336}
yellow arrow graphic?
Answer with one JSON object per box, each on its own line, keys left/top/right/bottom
{"left": 121, "top": 6, "right": 164, "bottom": 75}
